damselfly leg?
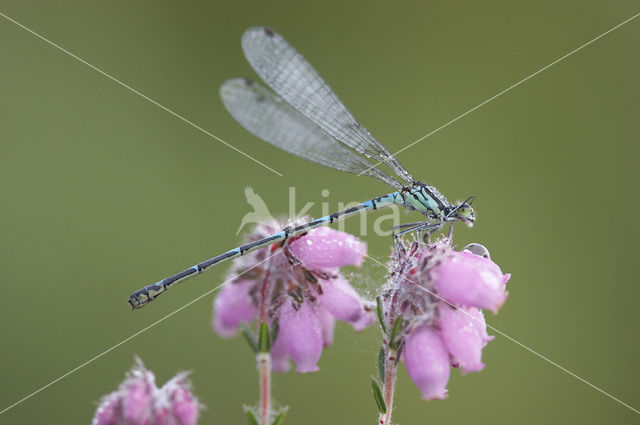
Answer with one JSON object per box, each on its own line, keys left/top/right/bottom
{"left": 392, "top": 221, "right": 442, "bottom": 260}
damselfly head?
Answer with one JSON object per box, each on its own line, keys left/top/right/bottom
{"left": 451, "top": 197, "right": 476, "bottom": 227}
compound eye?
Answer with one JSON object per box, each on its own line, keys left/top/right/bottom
{"left": 462, "top": 243, "right": 490, "bottom": 259}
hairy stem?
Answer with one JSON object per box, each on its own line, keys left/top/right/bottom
{"left": 378, "top": 255, "right": 405, "bottom": 425}
{"left": 256, "top": 253, "right": 275, "bottom": 425}
{"left": 257, "top": 352, "right": 272, "bottom": 425}
{"left": 378, "top": 348, "right": 398, "bottom": 425}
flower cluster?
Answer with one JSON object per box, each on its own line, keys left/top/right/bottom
{"left": 380, "top": 239, "right": 510, "bottom": 400}
{"left": 92, "top": 359, "right": 200, "bottom": 425}
{"left": 212, "top": 220, "right": 373, "bottom": 373}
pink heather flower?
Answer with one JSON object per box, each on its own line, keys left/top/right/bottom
{"left": 121, "top": 364, "right": 154, "bottom": 424}
{"left": 438, "top": 305, "right": 494, "bottom": 373}
{"left": 432, "top": 249, "right": 510, "bottom": 313}
{"left": 349, "top": 308, "right": 376, "bottom": 331}
{"left": 379, "top": 238, "right": 509, "bottom": 400}
{"left": 165, "top": 375, "right": 199, "bottom": 425}
{"left": 92, "top": 359, "right": 200, "bottom": 425}
{"left": 212, "top": 279, "right": 257, "bottom": 337}
{"left": 92, "top": 394, "right": 121, "bottom": 425}
{"left": 316, "top": 306, "right": 336, "bottom": 347}
{"left": 404, "top": 325, "right": 450, "bottom": 400}
{"left": 316, "top": 275, "right": 365, "bottom": 324}
{"left": 272, "top": 301, "right": 323, "bottom": 373}
{"left": 270, "top": 332, "right": 292, "bottom": 373}
{"left": 212, "top": 219, "right": 373, "bottom": 372}
{"left": 288, "top": 226, "right": 367, "bottom": 269}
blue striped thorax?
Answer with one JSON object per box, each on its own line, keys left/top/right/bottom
{"left": 402, "top": 182, "right": 475, "bottom": 226}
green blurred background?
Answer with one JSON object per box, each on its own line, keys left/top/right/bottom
{"left": 1, "top": 1, "right": 638, "bottom": 424}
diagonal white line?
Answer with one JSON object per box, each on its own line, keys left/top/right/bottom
{"left": 0, "top": 11, "right": 283, "bottom": 177}
{"left": 359, "top": 12, "right": 640, "bottom": 176}
{"left": 363, "top": 251, "right": 639, "bottom": 414}
{"left": 0, "top": 249, "right": 283, "bottom": 415}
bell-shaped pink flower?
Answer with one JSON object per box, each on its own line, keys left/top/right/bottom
{"left": 212, "top": 280, "right": 257, "bottom": 337}
{"left": 403, "top": 325, "right": 450, "bottom": 400}
{"left": 432, "top": 250, "right": 510, "bottom": 312}
{"left": 273, "top": 301, "right": 323, "bottom": 373}
{"left": 92, "top": 360, "right": 200, "bottom": 425}
{"left": 288, "top": 226, "right": 366, "bottom": 269}
{"left": 317, "top": 275, "right": 365, "bottom": 323}
{"left": 438, "top": 305, "right": 494, "bottom": 373}
{"left": 212, "top": 219, "right": 374, "bottom": 374}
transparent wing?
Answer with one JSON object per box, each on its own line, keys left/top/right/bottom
{"left": 220, "top": 78, "right": 404, "bottom": 189}
{"left": 241, "top": 26, "right": 414, "bottom": 184}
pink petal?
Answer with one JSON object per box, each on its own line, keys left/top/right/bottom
{"left": 92, "top": 393, "right": 121, "bottom": 425}
{"left": 168, "top": 378, "right": 199, "bottom": 425}
{"left": 275, "top": 301, "right": 323, "bottom": 373}
{"left": 270, "top": 334, "right": 291, "bottom": 372}
{"left": 438, "top": 305, "right": 493, "bottom": 373}
{"left": 317, "top": 275, "right": 365, "bottom": 323}
{"left": 404, "top": 325, "right": 450, "bottom": 400}
{"left": 350, "top": 309, "right": 375, "bottom": 332}
{"left": 121, "top": 368, "right": 155, "bottom": 425}
{"left": 288, "top": 227, "right": 366, "bottom": 269}
{"left": 432, "top": 251, "right": 509, "bottom": 312}
{"left": 154, "top": 406, "right": 179, "bottom": 425}
{"left": 212, "top": 280, "right": 257, "bottom": 337}
{"left": 316, "top": 306, "right": 336, "bottom": 347}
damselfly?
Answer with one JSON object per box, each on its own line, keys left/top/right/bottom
{"left": 128, "top": 27, "right": 475, "bottom": 309}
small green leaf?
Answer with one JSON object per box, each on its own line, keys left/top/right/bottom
{"left": 388, "top": 316, "right": 404, "bottom": 350}
{"left": 271, "top": 409, "right": 288, "bottom": 425}
{"left": 258, "top": 322, "right": 271, "bottom": 353}
{"left": 377, "top": 346, "right": 385, "bottom": 382}
{"left": 371, "top": 378, "right": 387, "bottom": 414}
{"left": 376, "top": 296, "right": 387, "bottom": 334}
{"left": 244, "top": 408, "right": 259, "bottom": 425}
{"left": 241, "top": 323, "right": 258, "bottom": 353}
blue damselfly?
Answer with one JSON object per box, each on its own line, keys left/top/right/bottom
{"left": 128, "top": 27, "right": 475, "bottom": 309}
